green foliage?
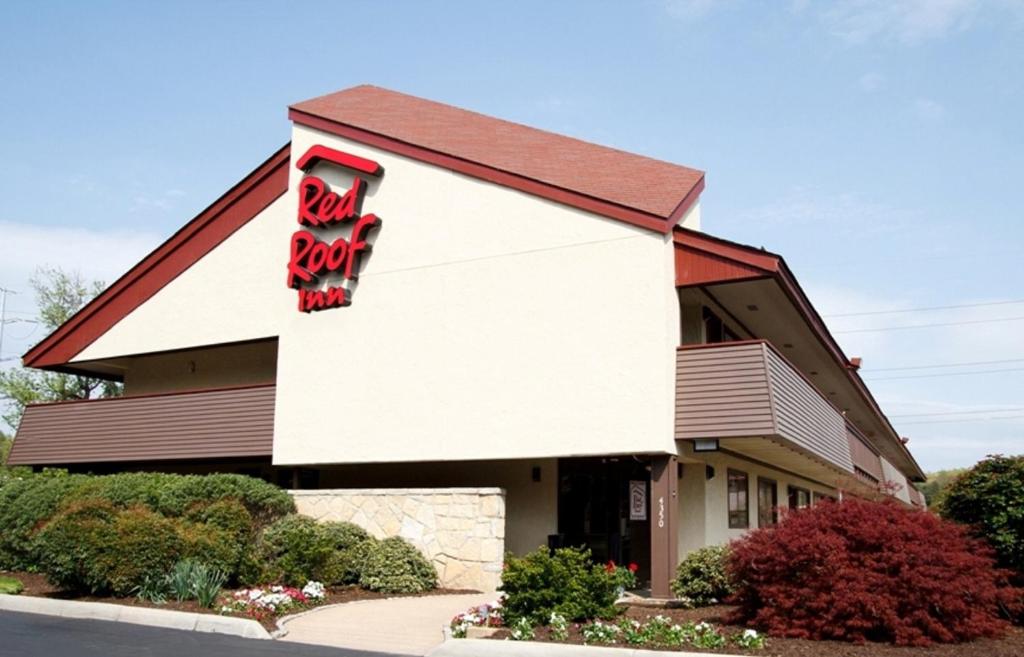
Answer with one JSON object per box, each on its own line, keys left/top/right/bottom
{"left": 0, "top": 268, "right": 121, "bottom": 432}
{"left": 132, "top": 573, "right": 169, "bottom": 604}
{"left": 499, "top": 546, "right": 620, "bottom": 626}
{"left": 256, "top": 516, "right": 382, "bottom": 586}
{"left": 358, "top": 536, "right": 437, "bottom": 594}
{"left": 941, "top": 455, "right": 1024, "bottom": 573}
{"left": 671, "top": 545, "right": 732, "bottom": 606}
{"left": 0, "top": 575, "right": 24, "bottom": 594}
{"left": 164, "top": 559, "right": 226, "bottom": 607}
{"left": 33, "top": 500, "right": 182, "bottom": 595}
{"left": 167, "top": 559, "right": 201, "bottom": 602}
{"left": 98, "top": 507, "right": 183, "bottom": 596}
{"left": 321, "top": 520, "right": 371, "bottom": 551}
{"left": 0, "top": 471, "right": 84, "bottom": 570}
{"left": 917, "top": 468, "right": 967, "bottom": 507}
{"left": 0, "top": 472, "right": 292, "bottom": 571}
{"left": 259, "top": 515, "right": 341, "bottom": 586}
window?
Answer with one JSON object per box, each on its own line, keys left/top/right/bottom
{"left": 788, "top": 485, "right": 811, "bottom": 510}
{"left": 702, "top": 307, "right": 740, "bottom": 344}
{"left": 813, "top": 491, "right": 836, "bottom": 505}
{"left": 757, "top": 477, "right": 778, "bottom": 527}
{"left": 727, "top": 469, "right": 749, "bottom": 528}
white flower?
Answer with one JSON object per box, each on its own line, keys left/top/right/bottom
{"left": 743, "top": 629, "right": 759, "bottom": 638}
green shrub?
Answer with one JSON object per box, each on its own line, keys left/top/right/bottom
{"left": 0, "top": 468, "right": 290, "bottom": 577}
{"left": 0, "top": 575, "right": 24, "bottom": 594}
{"left": 941, "top": 455, "right": 1024, "bottom": 574}
{"left": 322, "top": 522, "right": 372, "bottom": 584}
{"left": 179, "top": 522, "right": 243, "bottom": 579}
{"left": 259, "top": 515, "right": 339, "bottom": 586}
{"left": 359, "top": 536, "right": 437, "bottom": 594}
{"left": 31, "top": 498, "right": 119, "bottom": 593}
{"left": 152, "top": 474, "right": 294, "bottom": 522}
{"left": 671, "top": 545, "right": 732, "bottom": 606}
{"left": 93, "top": 507, "right": 184, "bottom": 596}
{"left": 321, "top": 521, "right": 370, "bottom": 551}
{"left": 499, "top": 546, "right": 619, "bottom": 625}
{"left": 0, "top": 472, "right": 86, "bottom": 569}
{"left": 0, "top": 472, "right": 292, "bottom": 572}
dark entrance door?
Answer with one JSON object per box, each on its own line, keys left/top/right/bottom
{"left": 555, "top": 457, "right": 651, "bottom": 585}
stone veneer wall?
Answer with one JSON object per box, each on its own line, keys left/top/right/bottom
{"left": 290, "top": 487, "right": 505, "bottom": 592}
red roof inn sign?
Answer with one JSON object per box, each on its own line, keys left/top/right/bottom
{"left": 287, "top": 145, "right": 383, "bottom": 312}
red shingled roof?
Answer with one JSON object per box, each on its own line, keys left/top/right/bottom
{"left": 289, "top": 85, "right": 704, "bottom": 233}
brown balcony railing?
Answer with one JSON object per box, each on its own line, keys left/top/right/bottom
{"left": 6, "top": 384, "right": 275, "bottom": 467}
{"left": 676, "top": 340, "right": 856, "bottom": 474}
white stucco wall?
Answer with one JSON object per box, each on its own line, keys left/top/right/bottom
{"left": 74, "top": 194, "right": 295, "bottom": 361}
{"left": 678, "top": 447, "right": 838, "bottom": 555}
{"left": 272, "top": 126, "right": 680, "bottom": 464}
{"left": 75, "top": 123, "right": 684, "bottom": 465}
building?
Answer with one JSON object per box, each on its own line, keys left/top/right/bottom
{"left": 7, "top": 85, "right": 926, "bottom": 595}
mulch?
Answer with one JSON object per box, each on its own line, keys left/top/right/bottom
{"left": 488, "top": 605, "right": 1024, "bottom": 657}
{"left": 2, "top": 570, "right": 477, "bottom": 631}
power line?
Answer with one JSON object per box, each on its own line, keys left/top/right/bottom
{"left": 834, "top": 316, "right": 1024, "bottom": 334}
{"left": 896, "top": 414, "right": 1024, "bottom": 426}
{"left": 868, "top": 357, "right": 1024, "bottom": 372}
{"left": 867, "top": 367, "right": 1024, "bottom": 381}
{"left": 890, "top": 407, "right": 1024, "bottom": 418}
{"left": 825, "top": 299, "right": 1024, "bottom": 318}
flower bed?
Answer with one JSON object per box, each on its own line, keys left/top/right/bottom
{"left": 471, "top": 604, "right": 1024, "bottom": 657}
{"left": 219, "top": 581, "right": 326, "bottom": 621}
{"left": 454, "top": 600, "right": 762, "bottom": 651}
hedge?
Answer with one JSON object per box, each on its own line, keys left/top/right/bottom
{"left": 1, "top": 471, "right": 438, "bottom": 598}
{"left": 0, "top": 471, "right": 294, "bottom": 571}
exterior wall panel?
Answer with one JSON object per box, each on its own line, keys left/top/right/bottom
{"left": 847, "top": 428, "right": 884, "bottom": 482}
{"left": 675, "top": 343, "right": 774, "bottom": 439}
{"left": 764, "top": 348, "right": 853, "bottom": 472}
{"left": 7, "top": 385, "right": 274, "bottom": 466}
{"left": 676, "top": 342, "right": 855, "bottom": 474}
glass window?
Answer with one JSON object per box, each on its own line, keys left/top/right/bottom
{"left": 813, "top": 491, "right": 836, "bottom": 505}
{"left": 788, "top": 486, "right": 811, "bottom": 510}
{"left": 727, "top": 469, "right": 749, "bottom": 529}
{"left": 757, "top": 478, "right": 778, "bottom": 527}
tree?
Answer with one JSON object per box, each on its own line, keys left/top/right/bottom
{"left": 916, "top": 467, "right": 967, "bottom": 507}
{"left": 941, "top": 455, "right": 1024, "bottom": 575}
{"left": 0, "top": 267, "right": 122, "bottom": 433}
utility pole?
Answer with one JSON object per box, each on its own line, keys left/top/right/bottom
{"left": 0, "top": 287, "right": 15, "bottom": 362}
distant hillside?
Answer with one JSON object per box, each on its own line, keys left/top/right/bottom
{"left": 915, "top": 468, "right": 967, "bottom": 507}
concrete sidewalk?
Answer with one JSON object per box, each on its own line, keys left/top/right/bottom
{"left": 278, "top": 592, "right": 496, "bottom": 656}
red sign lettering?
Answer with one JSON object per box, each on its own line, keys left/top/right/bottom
{"left": 288, "top": 146, "right": 384, "bottom": 313}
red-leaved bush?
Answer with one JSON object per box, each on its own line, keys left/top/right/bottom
{"left": 727, "top": 497, "right": 1022, "bottom": 646}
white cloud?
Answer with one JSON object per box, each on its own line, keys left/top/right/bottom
{"left": 0, "top": 220, "right": 162, "bottom": 362}
{"left": 735, "top": 186, "right": 919, "bottom": 237}
{"left": 822, "top": 0, "right": 982, "bottom": 44}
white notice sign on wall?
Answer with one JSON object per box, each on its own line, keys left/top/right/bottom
{"left": 629, "top": 480, "right": 647, "bottom": 521}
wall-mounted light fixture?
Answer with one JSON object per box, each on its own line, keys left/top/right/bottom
{"left": 693, "top": 438, "right": 720, "bottom": 452}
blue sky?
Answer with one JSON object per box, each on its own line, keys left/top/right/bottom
{"left": 1, "top": 1, "right": 1022, "bottom": 470}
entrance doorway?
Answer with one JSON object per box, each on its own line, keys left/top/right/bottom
{"left": 555, "top": 457, "right": 652, "bottom": 585}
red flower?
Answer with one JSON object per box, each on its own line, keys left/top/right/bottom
{"left": 605, "top": 560, "right": 616, "bottom": 573}
{"left": 628, "top": 563, "right": 638, "bottom": 573}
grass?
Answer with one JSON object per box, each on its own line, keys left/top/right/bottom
{"left": 0, "top": 575, "right": 24, "bottom": 595}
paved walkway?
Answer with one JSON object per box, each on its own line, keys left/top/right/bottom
{"left": 279, "top": 593, "right": 497, "bottom": 656}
